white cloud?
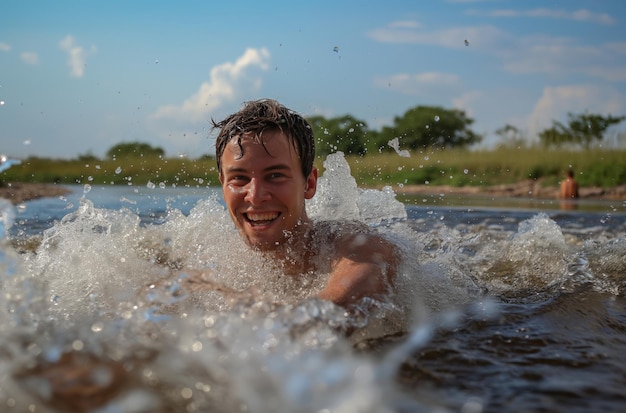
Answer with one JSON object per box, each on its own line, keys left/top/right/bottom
{"left": 500, "top": 38, "right": 626, "bottom": 82}
{"left": 150, "top": 47, "right": 271, "bottom": 123}
{"left": 20, "top": 52, "right": 39, "bottom": 65}
{"left": 370, "top": 21, "right": 626, "bottom": 83}
{"left": 0, "top": 42, "right": 11, "bottom": 52}
{"left": 389, "top": 20, "right": 422, "bottom": 29}
{"left": 59, "top": 35, "right": 96, "bottom": 78}
{"left": 469, "top": 8, "right": 615, "bottom": 25}
{"left": 452, "top": 90, "right": 483, "bottom": 118}
{"left": 526, "top": 85, "right": 625, "bottom": 141}
{"left": 369, "top": 21, "right": 513, "bottom": 51}
{"left": 374, "top": 72, "right": 461, "bottom": 96}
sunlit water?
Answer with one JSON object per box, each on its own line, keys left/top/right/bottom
{"left": 1, "top": 154, "right": 625, "bottom": 413}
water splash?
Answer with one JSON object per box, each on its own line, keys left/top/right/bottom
{"left": 2, "top": 154, "right": 626, "bottom": 411}
{"left": 0, "top": 199, "right": 15, "bottom": 238}
{"left": 387, "top": 138, "right": 410, "bottom": 158}
{"left": 0, "top": 154, "right": 21, "bottom": 173}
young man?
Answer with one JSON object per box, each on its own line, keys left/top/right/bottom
{"left": 212, "top": 99, "right": 398, "bottom": 308}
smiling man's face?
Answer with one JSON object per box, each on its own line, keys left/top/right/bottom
{"left": 219, "top": 130, "right": 317, "bottom": 251}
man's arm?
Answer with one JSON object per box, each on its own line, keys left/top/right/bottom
{"left": 316, "top": 232, "right": 398, "bottom": 307}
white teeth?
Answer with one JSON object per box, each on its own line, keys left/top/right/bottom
{"left": 246, "top": 212, "right": 279, "bottom": 222}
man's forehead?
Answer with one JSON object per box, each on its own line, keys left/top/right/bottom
{"left": 223, "top": 129, "right": 298, "bottom": 161}
{"left": 230, "top": 129, "right": 286, "bottom": 145}
{"left": 226, "top": 131, "right": 294, "bottom": 155}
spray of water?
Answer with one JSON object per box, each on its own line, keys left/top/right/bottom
{"left": 2, "top": 153, "right": 623, "bottom": 411}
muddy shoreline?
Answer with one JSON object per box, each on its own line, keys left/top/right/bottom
{"left": 0, "top": 183, "right": 72, "bottom": 204}
{"left": 386, "top": 179, "right": 626, "bottom": 200}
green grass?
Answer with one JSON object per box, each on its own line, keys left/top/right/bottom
{"left": 342, "top": 148, "right": 626, "bottom": 188}
{"left": 2, "top": 148, "right": 625, "bottom": 189}
{"left": 1, "top": 156, "right": 220, "bottom": 187}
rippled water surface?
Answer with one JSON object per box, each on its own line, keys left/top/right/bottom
{"left": 1, "top": 157, "right": 625, "bottom": 412}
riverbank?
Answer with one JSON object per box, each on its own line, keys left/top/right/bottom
{"left": 1, "top": 180, "right": 625, "bottom": 206}
{"left": 388, "top": 179, "right": 626, "bottom": 200}
{"left": 0, "top": 183, "right": 72, "bottom": 204}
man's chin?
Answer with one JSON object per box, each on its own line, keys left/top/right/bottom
{"left": 245, "top": 236, "right": 282, "bottom": 252}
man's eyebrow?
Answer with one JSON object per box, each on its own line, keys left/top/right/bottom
{"left": 263, "top": 163, "right": 292, "bottom": 172}
{"left": 224, "top": 166, "right": 248, "bottom": 174}
{"left": 224, "top": 164, "right": 292, "bottom": 174}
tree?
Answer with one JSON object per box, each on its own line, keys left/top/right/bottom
{"left": 538, "top": 123, "right": 571, "bottom": 148}
{"left": 307, "top": 115, "right": 370, "bottom": 156}
{"left": 539, "top": 112, "right": 626, "bottom": 149}
{"left": 106, "top": 142, "right": 165, "bottom": 159}
{"left": 495, "top": 124, "right": 527, "bottom": 149}
{"left": 381, "top": 105, "right": 481, "bottom": 150}
{"left": 75, "top": 151, "right": 99, "bottom": 162}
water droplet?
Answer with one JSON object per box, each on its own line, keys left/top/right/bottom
{"left": 0, "top": 100, "right": 5, "bottom": 106}
{"left": 83, "top": 184, "right": 92, "bottom": 194}
{"left": 115, "top": 166, "right": 122, "bottom": 174}
{"left": 434, "top": 115, "right": 440, "bottom": 122}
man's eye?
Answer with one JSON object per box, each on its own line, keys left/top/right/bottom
{"left": 229, "top": 176, "right": 248, "bottom": 184}
{"left": 269, "top": 172, "right": 285, "bottom": 179}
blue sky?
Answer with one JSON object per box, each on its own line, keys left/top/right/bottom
{"left": 1, "top": 0, "right": 625, "bottom": 159}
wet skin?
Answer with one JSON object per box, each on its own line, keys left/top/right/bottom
{"left": 218, "top": 130, "right": 397, "bottom": 307}
{"left": 219, "top": 131, "right": 317, "bottom": 251}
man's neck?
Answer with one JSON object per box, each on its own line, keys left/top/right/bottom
{"left": 264, "top": 220, "right": 316, "bottom": 276}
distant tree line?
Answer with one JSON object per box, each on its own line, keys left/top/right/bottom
{"left": 107, "top": 142, "right": 165, "bottom": 159}
{"left": 82, "top": 106, "right": 625, "bottom": 161}
{"left": 309, "top": 105, "right": 481, "bottom": 157}
{"left": 496, "top": 113, "right": 626, "bottom": 150}
{"left": 538, "top": 113, "right": 625, "bottom": 149}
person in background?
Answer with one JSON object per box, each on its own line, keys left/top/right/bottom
{"left": 210, "top": 99, "right": 399, "bottom": 308}
{"left": 560, "top": 169, "right": 579, "bottom": 200}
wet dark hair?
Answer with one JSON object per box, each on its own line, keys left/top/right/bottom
{"left": 212, "top": 99, "right": 315, "bottom": 178}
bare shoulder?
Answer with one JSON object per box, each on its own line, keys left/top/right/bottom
{"left": 314, "top": 220, "right": 399, "bottom": 263}
{"left": 313, "top": 220, "right": 400, "bottom": 307}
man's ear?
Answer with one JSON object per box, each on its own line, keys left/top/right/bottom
{"left": 218, "top": 173, "right": 223, "bottom": 185}
{"left": 304, "top": 167, "right": 318, "bottom": 199}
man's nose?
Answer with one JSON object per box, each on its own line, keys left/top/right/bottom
{"left": 244, "top": 178, "right": 270, "bottom": 204}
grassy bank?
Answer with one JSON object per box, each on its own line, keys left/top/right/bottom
{"left": 1, "top": 156, "right": 220, "bottom": 187}
{"left": 2, "top": 148, "right": 625, "bottom": 189}
{"left": 345, "top": 148, "right": 626, "bottom": 188}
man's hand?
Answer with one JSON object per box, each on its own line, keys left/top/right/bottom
{"left": 317, "top": 232, "right": 398, "bottom": 307}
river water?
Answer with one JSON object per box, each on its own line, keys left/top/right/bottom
{"left": 1, "top": 154, "right": 625, "bottom": 412}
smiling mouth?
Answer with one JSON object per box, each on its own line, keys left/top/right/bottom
{"left": 244, "top": 212, "right": 280, "bottom": 226}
